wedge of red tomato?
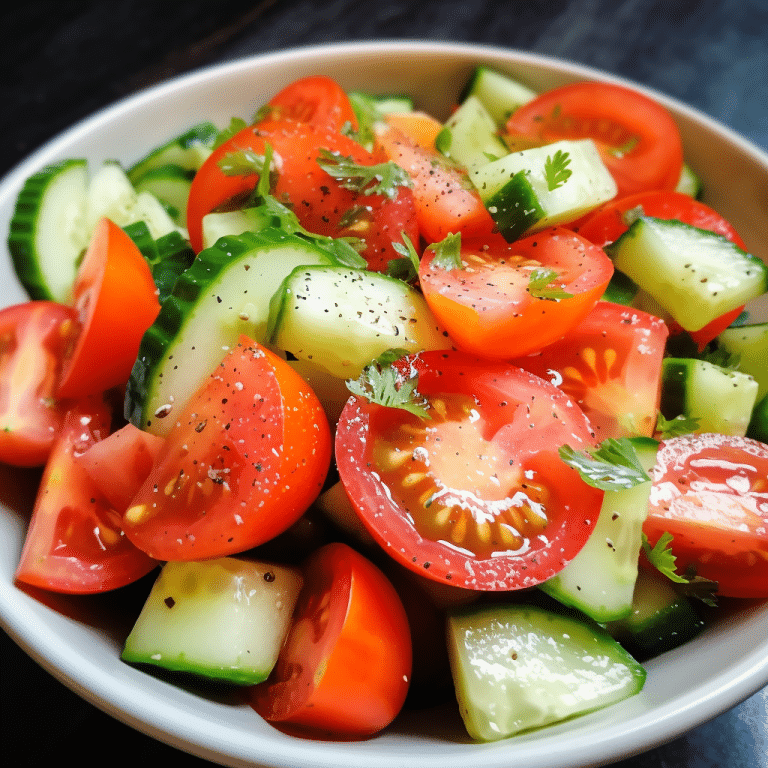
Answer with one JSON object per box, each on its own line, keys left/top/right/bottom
{"left": 335, "top": 350, "right": 604, "bottom": 591}
{"left": 122, "top": 336, "right": 332, "bottom": 562}
{"left": 418, "top": 228, "right": 613, "bottom": 359}
{"left": 505, "top": 81, "right": 684, "bottom": 198}
{"left": 251, "top": 542, "right": 412, "bottom": 739}
{"left": 644, "top": 433, "right": 768, "bottom": 598}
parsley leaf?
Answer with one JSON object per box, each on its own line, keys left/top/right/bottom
{"left": 641, "top": 532, "right": 718, "bottom": 606}
{"left": 656, "top": 412, "right": 700, "bottom": 439}
{"left": 544, "top": 149, "right": 572, "bottom": 191}
{"left": 426, "top": 232, "right": 463, "bottom": 271}
{"left": 559, "top": 438, "right": 651, "bottom": 491}
{"left": 386, "top": 233, "right": 421, "bottom": 282}
{"left": 527, "top": 268, "right": 573, "bottom": 300}
{"left": 346, "top": 353, "right": 431, "bottom": 419}
{"left": 316, "top": 148, "right": 413, "bottom": 200}
{"left": 212, "top": 117, "right": 248, "bottom": 149}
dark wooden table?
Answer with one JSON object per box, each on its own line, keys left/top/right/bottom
{"left": 2, "top": 1, "right": 767, "bottom": 766}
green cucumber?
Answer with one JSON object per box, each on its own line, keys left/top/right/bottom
{"left": 606, "top": 216, "right": 768, "bottom": 332}
{"left": 715, "top": 322, "right": 768, "bottom": 400}
{"left": 125, "top": 229, "right": 335, "bottom": 436}
{"left": 674, "top": 163, "right": 703, "bottom": 198}
{"left": 604, "top": 567, "right": 705, "bottom": 660}
{"left": 469, "top": 139, "right": 617, "bottom": 241}
{"left": 267, "top": 265, "right": 451, "bottom": 379}
{"left": 447, "top": 602, "right": 646, "bottom": 741}
{"left": 122, "top": 557, "right": 303, "bottom": 685}
{"left": 601, "top": 270, "right": 640, "bottom": 306}
{"left": 436, "top": 95, "right": 508, "bottom": 170}
{"left": 7, "top": 158, "right": 89, "bottom": 302}
{"left": 127, "top": 121, "right": 218, "bottom": 183}
{"left": 460, "top": 66, "right": 537, "bottom": 126}
{"left": 540, "top": 437, "right": 659, "bottom": 622}
{"left": 132, "top": 163, "right": 194, "bottom": 226}
{"left": 747, "top": 393, "right": 768, "bottom": 442}
{"left": 661, "top": 356, "right": 759, "bottom": 436}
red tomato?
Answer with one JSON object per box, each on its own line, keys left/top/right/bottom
{"left": 374, "top": 122, "right": 497, "bottom": 244}
{"left": 0, "top": 301, "right": 77, "bottom": 466}
{"left": 511, "top": 302, "right": 669, "bottom": 439}
{"left": 506, "top": 82, "right": 684, "bottom": 198}
{"left": 123, "top": 337, "right": 331, "bottom": 561}
{"left": 14, "top": 395, "right": 158, "bottom": 594}
{"left": 644, "top": 433, "right": 768, "bottom": 597}
{"left": 335, "top": 350, "right": 604, "bottom": 591}
{"left": 250, "top": 542, "right": 412, "bottom": 739}
{"left": 186, "top": 119, "right": 418, "bottom": 271}
{"left": 418, "top": 228, "right": 613, "bottom": 359}
{"left": 56, "top": 218, "right": 161, "bottom": 399}
{"left": 261, "top": 75, "right": 358, "bottom": 132}
{"left": 75, "top": 422, "right": 164, "bottom": 512}
{"left": 575, "top": 190, "right": 748, "bottom": 250}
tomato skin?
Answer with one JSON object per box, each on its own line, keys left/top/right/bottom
{"left": 419, "top": 228, "right": 613, "bottom": 359}
{"left": 261, "top": 75, "right": 358, "bottom": 132}
{"left": 250, "top": 542, "right": 412, "bottom": 739}
{"left": 123, "top": 337, "right": 331, "bottom": 561}
{"left": 506, "top": 82, "right": 684, "bottom": 198}
{"left": 575, "top": 189, "right": 748, "bottom": 250}
{"left": 0, "top": 301, "right": 78, "bottom": 466}
{"left": 15, "top": 395, "right": 158, "bottom": 594}
{"left": 335, "top": 350, "right": 604, "bottom": 591}
{"left": 56, "top": 218, "right": 161, "bottom": 400}
{"left": 643, "top": 433, "right": 768, "bottom": 598}
{"left": 511, "top": 301, "right": 669, "bottom": 439}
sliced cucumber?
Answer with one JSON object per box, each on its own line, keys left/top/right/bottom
{"left": 606, "top": 216, "right": 768, "bottom": 332}
{"left": 715, "top": 322, "right": 768, "bottom": 400}
{"left": 540, "top": 437, "right": 658, "bottom": 622}
{"left": 469, "top": 139, "right": 617, "bottom": 241}
{"left": 447, "top": 602, "right": 646, "bottom": 741}
{"left": 604, "top": 567, "right": 705, "bottom": 660}
{"left": 201, "top": 208, "right": 273, "bottom": 251}
{"left": 122, "top": 557, "right": 303, "bottom": 685}
{"left": 436, "top": 95, "right": 508, "bottom": 170}
{"left": 125, "top": 229, "right": 335, "bottom": 436}
{"left": 601, "top": 270, "right": 640, "bottom": 306}
{"left": 127, "top": 121, "right": 218, "bottom": 183}
{"left": 132, "top": 163, "right": 194, "bottom": 226}
{"left": 268, "top": 265, "right": 451, "bottom": 379}
{"left": 460, "top": 66, "right": 537, "bottom": 126}
{"left": 747, "top": 393, "right": 768, "bottom": 442}
{"left": 661, "top": 356, "right": 759, "bottom": 436}
{"left": 7, "top": 158, "right": 89, "bottom": 302}
{"left": 674, "top": 162, "right": 703, "bottom": 198}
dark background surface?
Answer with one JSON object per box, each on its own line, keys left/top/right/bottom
{"left": 1, "top": 1, "right": 767, "bottom": 766}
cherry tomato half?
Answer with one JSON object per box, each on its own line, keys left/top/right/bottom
{"left": 335, "top": 350, "right": 604, "bottom": 591}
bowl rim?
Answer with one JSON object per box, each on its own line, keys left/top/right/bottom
{"left": 1, "top": 39, "right": 767, "bottom": 768}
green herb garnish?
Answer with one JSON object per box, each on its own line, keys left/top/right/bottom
{"left": 386, "top": 233, "right": 421, "bottom": 282}
{"left": 527, "top": 268, "right": 573, "bottom": 300}
{"left": 544, "top": 149, "right": 572, "bottom": 191}
{"left": 426, "top": 231, "right": 463, "bottom": 271}
{"left": 212, "top": 117, "right": 248, "bottom": 149}
{"left": 559, "top": 438, "right": 651, "bottom": 491}
{"left": 656, "top": 413, "right": 700, "bottom": 439}
{"left": 316, "top": 148, "right": 412, "bottom": 200}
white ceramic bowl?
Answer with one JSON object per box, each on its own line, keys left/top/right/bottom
{"left": 1, "top": 41, "right": 767, "bottom": 768}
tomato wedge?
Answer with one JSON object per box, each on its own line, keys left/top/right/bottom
{"left": 335, "top": 350, "right": 604, "bottom": 591}
{"left": 15, "top": 395, "right": 158, "bottom": 594}
{"left": 123, "top": 337, "right": 331, "bottom": 561}
{"left": 0, "top": 301, "right": 77, "bottom": 466}
{"left": 186, "top": 119, "right": 417, "bottom": 271}
{"left": 56, "top": 218, "right": 161, "bottom": 399}
{"left": 261, "top": 75, "right": 358, "bottom": 132}
{"left": 644, "top": 433, "right": 768, "bottom": 598}
{"left": 506, "top": 82, "right": 684, "bottom": 197}
{"left": 419, "top": 228, "right": 613, "bottom": 359}
{"left": 251, "top": 542, "right": 412, "bottom": 739}
{"left": 511, "top": 302, "right": 669, "bottom": 439}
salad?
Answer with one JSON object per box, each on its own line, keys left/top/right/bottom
{"left": 2, "top": 65, "right": 768, "bottom": 744}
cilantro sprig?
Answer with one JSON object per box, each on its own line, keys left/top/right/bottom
{"left": 386, "top": 232, "right": 421, "bottom": 282}
{"left": 544, "top": 149, "right": 572, "bottom": 191}
{"left": 656, "top": 413, "right": 700, "bottom": 439}
{"left": 316, "top": 148, "right": 413, "bottom": 200}
{"left": 346, "top": 352, "right": 431, "bottom": 419}
{"left": 527, "top": 268, "right": 573, "bottom": 300}
{"left": 426, "top": 231, "right": 463, "bottom": 271}
{"left": 559, "top": 438, "right": 651, "bottom": 491}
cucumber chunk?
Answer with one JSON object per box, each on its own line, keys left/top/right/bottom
{"left": 132, "top": 163, "right": 194, "bottom": 226}
{"left": 267, "top": 265, "right": 452, "bottom": 379}
{"left": 606, "top": 216, "right": 768, "bottom": 332}
{"left": 447, "top": 603, "right": 646, "bottom": 741}
{"left": 122, "top": 557, "right": 303, "bottom": 685}
{"left": 747, "top": 393, "right": 768, "bottom": 442}
{"left": 715, "top": 322, "right": 768, "bottom": 401}
{"left": 661, "top": 357, "right": 758, "bottom": 437}
{"left": 470, "top": 139, "right": 617, "bottom": 241}
{"left": 437, "top": 95, "right": 508, "bottom": 170}
{"left": 125, "top": 229, "right": 335, "bottom": 436}
{"left": 461, "top": 66, "right": 537, "bottom": 126}
{"left": 674, "top": 162, "right": 703, "bottom": 198}
{"left": 7, "top": 158, "right": 89, "bottom": 302}
{"left": 540, "top": 437, "right": 658, "bottom": 622}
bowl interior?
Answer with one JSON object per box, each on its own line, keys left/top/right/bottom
{"left": 1, "top": 41, "right": 767, "bottom": 768}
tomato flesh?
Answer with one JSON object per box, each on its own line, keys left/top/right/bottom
{"left": 336, "top": 350, "right": 604, "bottom": 591}
{"left": 251, "top": 542, "right": 412, "bottom": 739}
{"left": 644, "top": 433, "right": 768, "bottom": 598}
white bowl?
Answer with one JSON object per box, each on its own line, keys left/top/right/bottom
{"left": 1, "top": 40, "right": 767, "bottom": 768}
